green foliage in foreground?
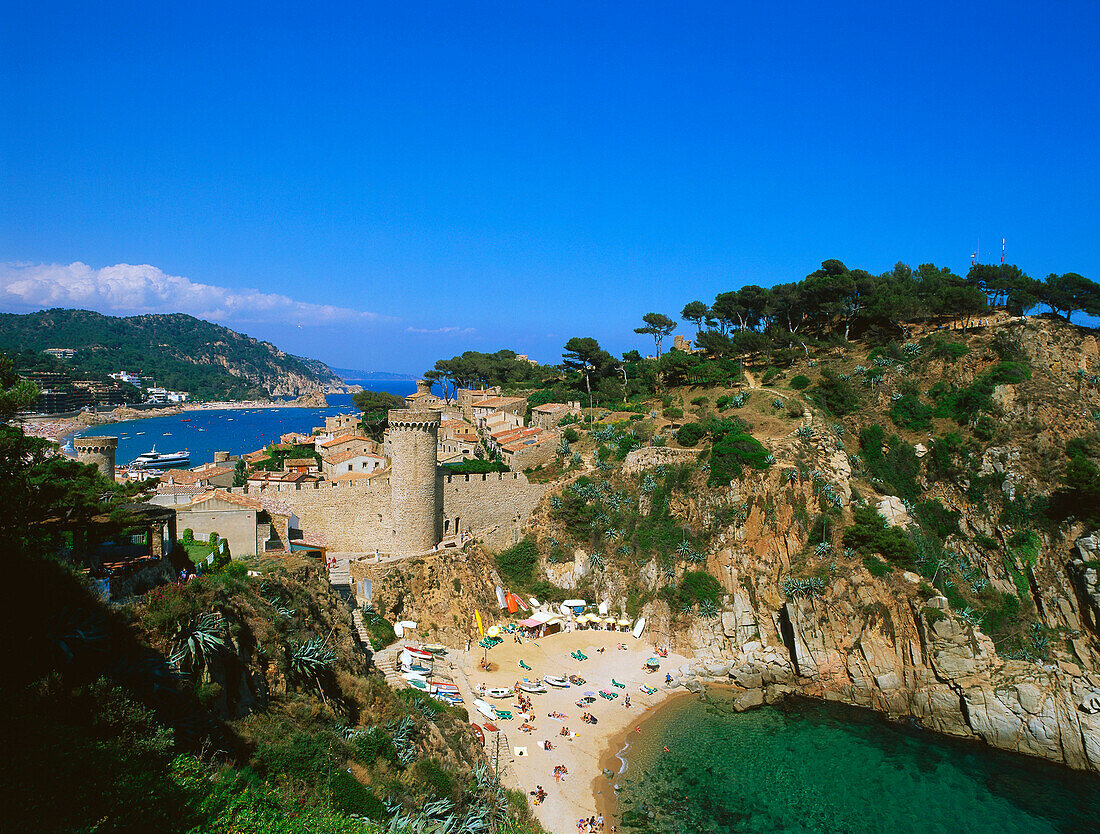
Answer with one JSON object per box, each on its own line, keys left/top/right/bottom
{"left": 445, "top": 458, "right": 510, "bottom": 474}
{"left": 662, "top": 570, "right": 723, "bottom": 611}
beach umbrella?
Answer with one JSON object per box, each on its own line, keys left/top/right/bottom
{"left": 617, "top": 618, "right": 630, "bottom": 627}
{"left": 583, "top": 691, "right": 597, "bottom": 698}
{"left": 487, "top": 625, "right": 500, "bottom": 638}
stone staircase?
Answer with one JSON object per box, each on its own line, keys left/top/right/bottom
{"left": 328, "top": 556, "right": 354, "bottom": 604}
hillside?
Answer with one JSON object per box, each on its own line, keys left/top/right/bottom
{"left": 0, "top": 308, "right": 345, "bottom": 400}
{"left": 387, "top": 313, "right": 1100, "bottom": 776}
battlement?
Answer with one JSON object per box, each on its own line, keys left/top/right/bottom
{"left": 387, "top": 408, "right": 442, "bottom": 429}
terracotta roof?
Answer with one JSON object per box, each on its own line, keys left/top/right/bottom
{"left": 471, "top": 396, "right": 526, "bottom": 409}
{"left": 318, "top": 432, "right": 369, "bottom": 449}
{"left": 406, "top": 391, "right": 436, "bottom": 399}
{"left": 154, "top": 483, "right": 206, "bottom": 496}
{"left": 532, "top": 402, "right": 572, "bottom": 413}
{"left": 191, "top": 490, "right": 263, "bottom": 511}
{"left": 502, "top": 434, "right": 555, "bottom": 453}
{"left": 285, "top": 458, "right": 317, "bottom": 468}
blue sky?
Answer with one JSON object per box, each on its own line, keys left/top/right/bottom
{"left": 1, "top": 2, "right": 1097, "bottom": 375}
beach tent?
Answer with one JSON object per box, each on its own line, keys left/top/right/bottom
{"left": 562, "top": 599, "right": 586, "bottom": 615}
{"left": 523, "top": 610, "right": 563, "bottom": 636}
{"left": 617, "top": 618, "right": 631, "bottom": 631}
{"left": 598, "top": 600, "right": 609, "bottom": 615}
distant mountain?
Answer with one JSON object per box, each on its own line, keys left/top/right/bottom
{"left": 329, "top": 367, "right": 417, "bottom": 381}
{"left": 0, "top": 309, "right": 345, "bottom": 400}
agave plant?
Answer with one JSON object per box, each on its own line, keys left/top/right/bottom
{"left": 815, "top": 541, "right": 833, "bottom": 558}
{"left": 678, "top": 601, "right": 695, "bottom": 615}
{"left": 772, "top": 398, "right": 784, "bottom": 409}
{"left": 605, "top": 527, "right": 623, "bottom": 541}
{"left": 616, "top": 543, "right": 631, "bottom": 557}
{"left": 170, "top": 613, "right": 227, "bottom": 676}
{"left": 785, "top": 468, "right": 799, "bottom": 484}
{"left": 796, "top": 425, "right": 814, "bottom": 441}
{"left": 386, "top": 715, "right": 418, "bottom": 765}
{"left": 699, "top": 599, "right": 720, "bottom": 619}
{"left": 780, "top": 576, "right": 826, "bottom": 599}
{"left": 675, "top": 540, "right": 693, "bottom": 558}
{"left": 688, "top": 549, "right": 708, "bottom": 564}
{"left": 589, "top": 552, "right": 606, "bottom": 570}
{"left": 641, "top": 474, "right": 658, "bottom": 494}
{"left": 570, "top": 452, "right": 583, "bottom": 467}
{"left": 289, "top": 636, "right": 336, "bottom": 687}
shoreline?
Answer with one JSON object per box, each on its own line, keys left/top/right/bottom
{"left": 23, "top": 396, "right": 357, "bottom": 452}
{"left": 593, "top": 688, "right": 693, "bottom": 829}
{"left": 442, "top": 628, "right": 692, "bottom": 834}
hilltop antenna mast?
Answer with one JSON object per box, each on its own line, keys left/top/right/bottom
{"left": 1001, "top": 238, "right": 1005, "bottom": 264}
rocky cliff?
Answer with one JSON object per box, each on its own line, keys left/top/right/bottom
{"left": 375, "top": 315, "right": 1100, "bottom": 776}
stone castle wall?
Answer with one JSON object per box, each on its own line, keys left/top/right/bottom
{"left": 440, "top": 472, "right": 548, "bottom": 550}
{"left": 229, "top": 480, "right": 394, "bottom": 553}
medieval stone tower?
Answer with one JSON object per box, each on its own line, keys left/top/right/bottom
{"left": 386, "top": 408, "right": 441, "bottom": 553}
{"left": 74, "top": 435, "right": 118, "bottom": 482}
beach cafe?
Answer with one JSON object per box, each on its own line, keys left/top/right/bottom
{"left": 518, "top": 610, "right": 564, "bottom": 637}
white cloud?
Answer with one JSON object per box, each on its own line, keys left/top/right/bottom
{"left": 406, "top": 325, "right": 476, "bottom": 335}
{"left": 0, "top": 261, "right": 379, "bottom": 325}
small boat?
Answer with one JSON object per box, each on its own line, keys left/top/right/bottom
{"left": 473, "top": 699, "right": 496, "bottom": 721}
{"left": 471, "top": 723, "right": 484, "bottom": 744}
{"left": 517, "top": 682, "right": 547, "bottom": 694}
{"left": 633, "top": 617, "right": 647, "bottom": 638}
{"left": 483, "top": 721, "right": 499, "bottom": 733}
{"left": 405, "top": 678, "right": 428, "bottom": 692}
{"left": 544, "top": 675, "right": 570, "bottom": 688}
{"left": 486, "top": 688, "right": 514, "bottom": 699}
{"left": 422, "top": 643, "right": 448, "bottom": 654}
{"left": 403, "top": 646, "right": 433, "bottom": 661}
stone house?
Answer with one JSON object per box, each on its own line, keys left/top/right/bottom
{"left": 322, "top": 450, "right": 387, "bottom": 476}
{"left": 531, "top": 401, "right": 582, "bottom": 429}
{"left": 246, "top": 470, "right": 324, "bottom": 487}
{"left": 470, "top": 396, "right": 527, "bottom": 427}
{"left": 405, "top": 379, "right": 445, "bottom": 408}
{"left": 482, "top": 409, "right": 524, "bottom": 435}
{"left": 324, "top": 413, "right": 361, "bottom": 433}
{"left": 176, "top": 489, "right": 298, "bottom": 556}
{"left": 438, "top": 419, "right": 481, "bottom": 463}
{"left": 158, "top": 464, "right": 236, "bottom": 490}
{"left": 500, "top": 432, "right": 558, "bottom": 471}
{"left": 317, "top": 433, "right": 377, "bottom": 460}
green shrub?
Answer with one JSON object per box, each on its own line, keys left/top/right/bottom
{"left": 690, "top": 396, "right": 709, "bottom": 407}
{"left": 675, "top": 423, "right": 705, "bottom": 447}
{"left": 708, "top": 432, "right": 772, "bottom": 486}
{"left": 890, "top": 394, "right": 934, "bottom": 431}
{"left": 843, "top": 506, "right": 915, "bottom": 567}
{"left": 790, "top": 374, "right": 810, "bottom": 390}
{"left": 662, "top": 406, "right": 684, "bottom": 420}
{"left": 415, "top": 757, "right": 455, "bottom": 799}
{"left": 494, "top": 537, "right": 540, "bottom": 586}
{"left": 330, "top": 769, "right": 384, "bottom": 818}
{"left": 859, "top": 425, "right": 920, "bottom": 500}
{"left": 863, "top": 555, "right": 892, "bottom": 577}
{"left": 562, "top": 426, "right": 580, "bottom": 443}
{"left": 662, "top": 570, "right": 722, "bottom": 610}
{"left": 444, "top": 458, "right": 509, "bottom": 474}
{"left": 813, "top": 369, "right": 860, "bottom": 416}
{"left": 914, "top": 500, "right": 960, "bottom": 540}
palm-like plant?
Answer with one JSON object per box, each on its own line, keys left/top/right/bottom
{"left": 170, "top": 612, "right": 227, "bottom": 676}
{"left": 289, "top": 636, "right": 335, "bottom": 688}
{"left": 589, "top": 552, "right": 605, "bottom": 570}
{"left": 675, "top": 540, "right": 693, "bottom": 558}
{"left": 699, "top": 599, "right": 719, "bottom": 619}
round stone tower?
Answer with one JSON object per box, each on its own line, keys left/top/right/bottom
{"left": 386, "top": 408, "right": 441, "bottom": 554}
{"left": 74, "top": 435, "right": 118, "bottom": 482}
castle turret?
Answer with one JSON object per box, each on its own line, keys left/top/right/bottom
{"left": 74, "top": 435, "right": 118, "bottom": 482}
{"left": 386, "top": 409, "right": 441, "bottom": 553}
{"left": 415, "top": 379, "right": 432, "bottom": 396}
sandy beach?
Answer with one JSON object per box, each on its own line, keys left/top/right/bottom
{"left": 445, "top": 627, "right": 692, "bottom": 834}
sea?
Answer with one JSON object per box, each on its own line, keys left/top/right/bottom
{"left": 611, "top": 692, "right": 1100, "bottom": 833}
{"left": 71, "top": 380, "right": 417, "bottom": 469}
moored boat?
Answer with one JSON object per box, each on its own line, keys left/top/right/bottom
{"left": 517, "top": 681, "right": 547, "bottom": 694}
{"left": 543, "top": 675, "right": 570, "bottom": 688}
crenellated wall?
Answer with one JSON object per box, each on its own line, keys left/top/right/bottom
{"left": 440, "top": 471, "right": 548, "bottom": 550}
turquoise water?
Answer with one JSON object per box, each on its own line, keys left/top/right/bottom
{"left": 612, "top": 694, "right": 1099, "bottom": 833}
{"left": 72, "top": 382, "right": 416, "bottom": 468}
